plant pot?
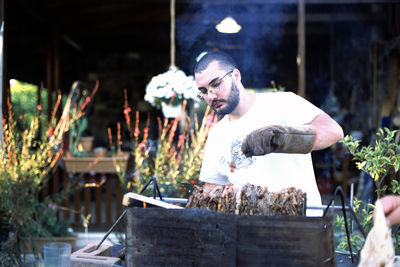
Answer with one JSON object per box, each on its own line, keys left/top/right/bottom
{"left": 21, "top": 235, "right": 78, "bottom": 254}
{"left": 63, "top": 152, "right": 130, "bottom": 173}
{"left": 78, "top": 136, "right": 94, "bottom": 151}
{"left": 161, "top": 103, "right": 182, "bottom": 118}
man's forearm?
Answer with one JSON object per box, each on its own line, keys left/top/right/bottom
{"left": 308, "top": 113, "right": 344, "bottom": 150}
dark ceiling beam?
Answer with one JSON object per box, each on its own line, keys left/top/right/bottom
{"left": 41, "top": 0, "right": 400, "bottom": 5}
{"left": 64, "top": 26, "right": 334, "bottom": 53}
{"left": 58, "top": 10, "right": 386, "bottom": 31}
{"left": 187, "top": 0, "right": 399, "bottom": 4}
{"left": 174, "top": 0, "right": 400, "bottom": 4}
{"left": 305, "top": 0, "right": 399, "bottom": 3}
{"left": 177, "top": 12, "right": 385, "bottom": 24}
{"left": 13, "top": 0, "right": 392, "bottom": 28}
{"left": 63, "top": 9, "right": 169, "bottom": 27}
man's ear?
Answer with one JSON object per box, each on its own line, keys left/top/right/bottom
{"left": 232, "top": 69, "right": 241, "bottom": 82}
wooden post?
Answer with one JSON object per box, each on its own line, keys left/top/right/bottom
{"left": 53, "top": 171, "right": 59, "bottom": 195}
{"left": 63, "top": 171, "right": 70, "bottom": 221}
{"left": 381, "top": 52, "right": 399, "bottom": 118}
{"left": 1, "top": 0, "right": 8, "bottom": 127}
{"left": 116, "top": 177, "right": 123, "bottom": 217}
{"left": 95, "top": 175, "right": 102, "bottom": 225}
{"left": 84, "top": 175, "right": 91, "bottom": 219}
{"left": 297, "top": 0, "right": 306, "bottom": 97}
{"left": 74, "top": 183, "right": 81, "bottom": 225}
{"left": 372, "top": 43, "right": 380, "bottom": 129}
{"left": 106, "top": 175, "right": 112, "bottom": 224}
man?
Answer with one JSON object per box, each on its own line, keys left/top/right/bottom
{"left": 194, "top": 51, "right": 344, "bottom": 216}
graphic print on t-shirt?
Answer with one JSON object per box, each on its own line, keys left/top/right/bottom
{"left": 229, "top": 137, "right": 255, "bottom": 171}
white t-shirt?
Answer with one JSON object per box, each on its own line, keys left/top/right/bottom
{"left": 199, "top": 92, "right": 325, "bottom": 216}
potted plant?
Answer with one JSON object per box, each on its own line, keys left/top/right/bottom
{"left": 0, "top": 83, "right": 96, "bottom": 265}
{"left": 20, "top": 200, "right": 78, "bottom": 254}
{"left": 68, "top": 81, "right": 98, "bottom": 157}
{"left": 144, "top": 66, "right": 199, "bottom": 118}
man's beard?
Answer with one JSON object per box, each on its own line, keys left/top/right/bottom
{"left": 212, "top": 81, "right": 240, "bottom": 116}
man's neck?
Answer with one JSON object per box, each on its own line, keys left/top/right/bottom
{"left": 228, "top": 91, "right": 256, "bottom": 121}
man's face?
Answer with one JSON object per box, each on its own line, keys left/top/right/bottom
{"left": 195, "top": 61, "right": 240, "bottom": 116}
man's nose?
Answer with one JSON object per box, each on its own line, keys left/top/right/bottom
{"left": 207, "top": 90, "right": 218, "bottom": 100}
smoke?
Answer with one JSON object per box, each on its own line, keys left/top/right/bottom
{"left": 176, "top": 1, "right": 292, "bottom": 87}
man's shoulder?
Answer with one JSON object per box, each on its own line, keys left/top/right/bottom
{"left": 207, "top": 116, "right": 229, "bottom": 136}
{"left": 211, "top": 116, "right": 229, "bottom": 129}
{"left": 255, "top": 91, "right": 304, "bottom": 107}
{"left": 253, "top": 91, "right": 293, "bottom": 106}
{"left": 256, "top": 91, "right": 295, "bottom": 99}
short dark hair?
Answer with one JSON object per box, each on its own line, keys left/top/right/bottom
{"left": 194, "top": 51, "right": 238, "bottom": 74}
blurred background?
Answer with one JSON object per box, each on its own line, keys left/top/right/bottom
{"left": 2, "top": 0, "right": 400, "bottom": 209}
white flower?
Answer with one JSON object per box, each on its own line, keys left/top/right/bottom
{"left": 144, "top": 66, "right": 199, "bottom": 108}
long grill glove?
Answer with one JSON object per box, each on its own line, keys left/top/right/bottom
{"left": 241, "top": 125, "right": 317, "bottom": 157}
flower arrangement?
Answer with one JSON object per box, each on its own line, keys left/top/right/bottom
{"left": 0, "top": 83, "right": 96, "bottom": 265}
{"left": 144, "top": 66, "right": 199, "bottom": 109}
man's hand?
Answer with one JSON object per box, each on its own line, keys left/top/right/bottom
{"left": 376, "top": 195, "right": 400, "bottom": 226}
{"left": 241, "top": 125, "right": 317, "bottom": 157}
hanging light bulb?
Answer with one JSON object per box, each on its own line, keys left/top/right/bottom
{"left": 216, "top": 16, "right": 241, "bottom": 34}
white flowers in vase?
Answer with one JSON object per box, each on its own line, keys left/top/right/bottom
{"left": 144, "top": 66, "right": 199, "bottom": 109}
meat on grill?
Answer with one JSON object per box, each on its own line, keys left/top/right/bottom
{"left": 185, "top": 183, "right": 306, "bottom": 216}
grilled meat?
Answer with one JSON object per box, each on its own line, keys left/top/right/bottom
{"left": 186, "top": 183, "right": 306, "bottom": 216}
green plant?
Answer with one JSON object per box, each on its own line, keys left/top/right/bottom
{"left": 341, "top": 128, "right": 400, "bottom": 197}
{"left": 34, "top": 201, "right": 73, "bottom": 237}
{"left": 334, "top": 198, "right": 374, "bottom": 252}
{"left": 335, "top": 127, "right": 400, "bottom": 254}
{"left": 69, "top": 116, "right": 89, "bottom": 156}
{"left": 68, "top": 81, "right": 98, "bottom": 157}
{"left": 0, "top": 84, "right": 95, "bottom": 265}
{"left": 118, "top": 93, "right": 215, "bottom": 198}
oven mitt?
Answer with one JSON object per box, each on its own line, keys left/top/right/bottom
{"left": 241, "top": 125, "right": 317, "bottom": 157}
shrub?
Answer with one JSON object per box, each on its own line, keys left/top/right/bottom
{"left": 117, "top": 94, "right": 216, "bottom": 198}
{"left": 0, "top": 83, "right": 97, "bottom": 265}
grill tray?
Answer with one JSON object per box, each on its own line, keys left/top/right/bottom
{"left": 126, "top": 207, "right": 335, "bottom": 267}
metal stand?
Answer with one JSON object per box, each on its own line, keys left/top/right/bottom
{"left": 95, "top": 176, "right": 162, "bottom": 250}
{"left": 139, "top": 176, "right": 163, "bottom": 200}
{"left": 323, "top": 186, "right": 367, "bottom": 264}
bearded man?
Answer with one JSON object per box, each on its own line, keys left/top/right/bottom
{"left": 194, "top": 51, "right": 344, "bottom": 216}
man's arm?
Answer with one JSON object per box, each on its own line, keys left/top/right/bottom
{"left": 241, "top": 113, "right": 344, "bottom": 157}
{"left": 307, "top": 113, "right": 344, "bottom": 151}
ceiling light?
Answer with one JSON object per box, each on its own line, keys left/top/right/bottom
{"left": 216, "top": 17, "right": 241, "bottom": 34}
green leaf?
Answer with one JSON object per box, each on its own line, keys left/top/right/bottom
{"left": 356, "top": 161, "right": 366, "bottom": 170}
